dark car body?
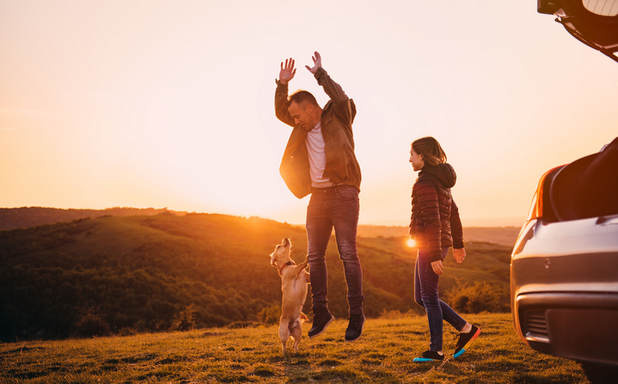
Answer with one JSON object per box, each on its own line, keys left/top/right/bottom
{"left": 511, "top": 137, "right": 618, "bottom": 382}
{"left": 538, "top": 0, "right": 618, "bottom": 63}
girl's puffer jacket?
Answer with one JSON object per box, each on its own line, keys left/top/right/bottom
{"left": 409, "top": 163, "right": 464, "bottom": 262}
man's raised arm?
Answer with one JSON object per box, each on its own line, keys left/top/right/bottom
{"left": 275, "top": 58, "right": 296, "bottom": 127}
{"left": 307, "top": 52, "right": 353, "bottom": 122}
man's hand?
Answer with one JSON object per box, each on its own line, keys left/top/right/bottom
{"left": 431, "top": 260, "right": 444, "bottom": 275}
{"left": 305, "top": 51, "right": 322, "bottom": 74}
{"left": 279, "top": 58, "right": 296, "bottom": 85}
{"left": 453, "top": 248, "right": 466, "bottom": 264}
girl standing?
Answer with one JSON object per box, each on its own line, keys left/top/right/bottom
{"left": 409, "top": 136, "right": 481, "bottom": 362}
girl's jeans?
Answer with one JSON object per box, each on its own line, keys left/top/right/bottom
{"left": 306, "top": 185, "right": 364, "bottom": 315}
{"left": 414, "top": 247, "right": 467, "bottom": 351}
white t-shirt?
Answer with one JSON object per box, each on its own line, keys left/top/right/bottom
{"left": 305, "top": 122, "right": 332, "bottom": 188}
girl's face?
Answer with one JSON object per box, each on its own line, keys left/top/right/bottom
{"left": 409, "top": 148, "right": 425, "bottom": 171}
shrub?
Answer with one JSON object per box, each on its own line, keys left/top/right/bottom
{"left": 258, "top": 305, "right": 280, "bottom": 324}
{"left": 172, "top": 305, "right": 197, "bottom": 331}
{"left": 72, "top": 309, "right": 110, "bottom": 338}
{"left": 446, "top": 281, "right": 510, "bottom": 313}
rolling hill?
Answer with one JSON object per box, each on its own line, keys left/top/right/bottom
{"left": 1, "top": 207, "right": 521, "bottom": 246}
{"left": 0, "top": 211, "right": 512, "bottom": 342}
{"left": 0, "top": 206, "right": 177, "bottom": 231}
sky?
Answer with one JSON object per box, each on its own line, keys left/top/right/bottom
{"left": 1, "top": 0, "right": 617, "bottom": 227}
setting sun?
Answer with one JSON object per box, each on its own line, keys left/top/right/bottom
{"left": 1, "top": 1, "right": 616, "bottom": 227}
{"left": 407, "top": 238, "right": 416, "bottom": 248}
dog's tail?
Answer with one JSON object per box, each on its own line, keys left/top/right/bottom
{"left": 299, "top": 312, "right": 309, "bottom": 324}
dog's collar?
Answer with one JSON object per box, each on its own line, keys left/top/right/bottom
{"left": 279, "top": 260, "right": 296, "bottom": 274}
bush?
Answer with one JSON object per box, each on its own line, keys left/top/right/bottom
{"left": 447, "top": 281, "right": 510, "bottom": 313}
{"left": 72, "top": 309, "right": 110, "bottom": 338}
{"left": 172, "top": 305, "right": 196, "bottom": 331}
{"left": 258, "top": 305, "right": 280, "bottom": 324}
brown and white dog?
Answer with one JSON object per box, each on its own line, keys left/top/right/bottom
{"left": 270, "top": 238, "right": 310, "bottom": 355}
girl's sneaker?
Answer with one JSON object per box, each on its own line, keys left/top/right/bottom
{"left": 453, "top": 325, "right": 481, "bottom": 358}
{"left": 413, "top": 350, "right": 444, "bottom": 362}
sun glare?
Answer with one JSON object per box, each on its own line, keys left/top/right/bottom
{"left": 406, "top": 238, "right": 416, "bottom": 248}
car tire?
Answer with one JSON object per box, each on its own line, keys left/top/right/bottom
{"left": 581, "top": 362, "right": 618, "bottom": 384}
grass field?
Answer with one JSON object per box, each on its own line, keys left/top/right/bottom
{"left": 0, "top": 313, "right": 588, "bottom": 383}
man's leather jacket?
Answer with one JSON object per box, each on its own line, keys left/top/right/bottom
{"left": 275, "top": 67, "right": 361, "bottom": 199}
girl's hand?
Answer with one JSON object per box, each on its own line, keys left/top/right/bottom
{"left": 453, "top": 248, "right": 466, "bottom": 263}
{"left": 431, "top": 260, "right": 444, "bottom": 275}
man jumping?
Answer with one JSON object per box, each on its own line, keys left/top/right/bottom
{"left": 274, "top": 52, "right": 365, "bottom": 342}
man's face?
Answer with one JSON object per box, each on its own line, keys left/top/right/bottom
{"left": 288, "top": 101, "right": 315, "bottom": 130}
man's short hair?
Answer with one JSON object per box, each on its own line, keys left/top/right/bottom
{"left": 288, "top": 90, "right": 319, "bottom": 108}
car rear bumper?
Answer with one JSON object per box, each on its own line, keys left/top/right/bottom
{"left": 511, "top": 217, "right": 618, "bottom": 366}
{"left": 514, "top": 292, "right": 618, "bottom": 366}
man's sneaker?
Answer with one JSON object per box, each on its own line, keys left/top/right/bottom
{"left": 308, "top": 308, "right": 334, "bottom": 338}
{"left": 413, "top": 350, "right": 444, "bottom": 362}
{"left": 344, "top": 313, "right": 366, "bottom": 342}
{"left": 453, "top": 325, "right": 481, "bottom": 358}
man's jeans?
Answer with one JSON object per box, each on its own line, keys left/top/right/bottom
{"left": 306, "top": 185, "right": 364, "bottom": 315}
{"left": 414, "top": 247, "right": 467, "bottom": 351}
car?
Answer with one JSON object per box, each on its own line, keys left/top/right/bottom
{"left": 511, "top": 2, "right": 618, "bottom": 383}
{"left": 537, "top": 0, "right": 618, "bottom": 63}
{"left": 510, "top": 136, "right": 618, "bottom": 383}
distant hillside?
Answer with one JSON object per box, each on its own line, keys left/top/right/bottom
{"left": 0, "top": 208, "right": 521, "bottom": 247}
{"left": 0, "top": 206, "right": 181, "bottom": 231}
{"left": 463, "top": 227, "right": 521, "bottom": 247}
{"left": 0, "top": 212, "right": 512, "bottom": 342}
{"left": 357, "top": 225, "right": 521, "bottom": 247}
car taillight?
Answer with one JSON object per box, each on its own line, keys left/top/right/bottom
{"left": 526, "top": 189, "right": 541, "bottom": 221}
{"left": 526, "top": 166, "right": 563, "bottom": 221}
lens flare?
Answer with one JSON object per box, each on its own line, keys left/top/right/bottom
{"left": 407, "top": 238, "right": 416, "bottom": 248}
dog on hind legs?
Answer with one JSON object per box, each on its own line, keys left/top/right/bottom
{"left": 270, "top": 238, "right": 311, "bottom": 355}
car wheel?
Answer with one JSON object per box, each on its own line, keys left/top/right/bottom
{"left": 581, "top": 362, "right": 618, "bottom": 384}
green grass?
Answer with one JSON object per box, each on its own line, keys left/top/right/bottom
{"left": 0, "top": 313, "right": 588, "bottom": 383}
